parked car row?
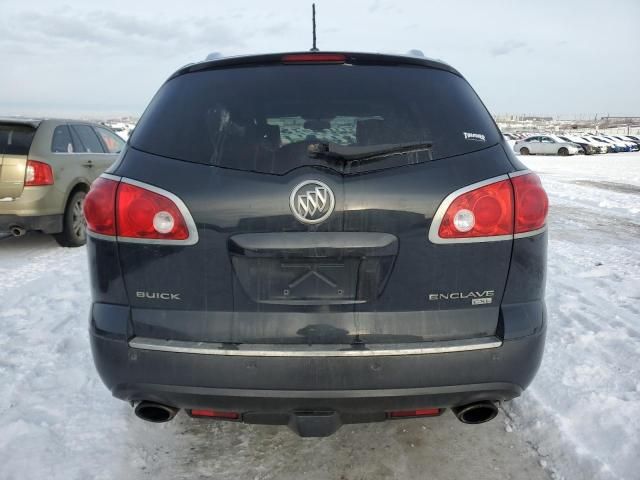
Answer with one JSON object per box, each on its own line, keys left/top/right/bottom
{"left": 505, "top": 132, "right": 640, "bottom": 156}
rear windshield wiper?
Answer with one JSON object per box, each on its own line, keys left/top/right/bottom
{"left": 307, "top": 141, "right": 434, "bottom": 163}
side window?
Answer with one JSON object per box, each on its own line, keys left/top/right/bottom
{"left": 526, "top": 137, "right": 538, "bottom": 143}
{"left": 94, "top": 127, "right": 125, "bottom": 154}
{"left": 70, "top": 125, "right": 105, "bottom": 153}
{"left": 541, "top": 136, "right": 553, "bottom": 143}
{"left": 51, "top": 125, "right": 74, "bottom": 153}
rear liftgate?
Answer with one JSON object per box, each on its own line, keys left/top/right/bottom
{"left": 87, "top": 54, "right": 548, "bottom": 435}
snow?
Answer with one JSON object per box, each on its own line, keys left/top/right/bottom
{"left": 507, "top": 152, "right": 640, "bottom": 480}
{"left": 1, "top": 152, "right": 639, "bottom": 479}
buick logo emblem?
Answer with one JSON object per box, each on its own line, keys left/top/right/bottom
{"left": 290, "top": 180, "right": 335, "bottom": 224}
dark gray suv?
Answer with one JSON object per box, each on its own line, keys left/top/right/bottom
{"left": 85, "top": 52, "right": 548, "bottom": 437}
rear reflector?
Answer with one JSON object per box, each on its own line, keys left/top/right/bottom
{"left": 430, "top": 171, "right": 548, "bottom": 243}
{"left": 282, "top": 53, "right": 346, "bottom": 64}
{"left": 388, "top": 408, "right": 442, "bottom": 419}
{"left": 24, "top": 160, "right": 54, "bottom": 186}
{"left": 84, "top": 175, "right": 198, "bottom": 244}
{"left": 189, "top": 409, "right": 240, "bottom": 420}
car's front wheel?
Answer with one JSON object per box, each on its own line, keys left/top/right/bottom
{"left": 558, "top": 147, "right": 569, "bottom": 156}
{"left": 54, "top": 191, "right": 87, "bottom": 247}
{"left": 519, "top": 147, "right": 530, "bottom": 155}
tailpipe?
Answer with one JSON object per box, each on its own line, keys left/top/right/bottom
{"left": 10, "top": 226, "right": 26, "bottom": 237}
{"left": 452, "top": 401, "right": 498, "bottom": 424}
{"left": 134, "top": 401, "right": 179, "bottom": 423}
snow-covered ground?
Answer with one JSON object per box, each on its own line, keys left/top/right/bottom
{"left": 506, "top": 152, "right": 640, "bottom": 480}
{"left": 1, "top": 152, "right": 639, "bottom": 479}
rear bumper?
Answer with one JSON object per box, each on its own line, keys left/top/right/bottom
{"left": 0, "top": 185, "right": 61, "bottom": 216}
{"left": 0, "top": 213, "right": 62, "bottom": 233}
{"left": 90, "top": 303, "right": 546, "bottom": 421}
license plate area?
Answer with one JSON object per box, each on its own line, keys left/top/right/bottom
{"left": 228, "top": 232, "right": 398, "bottom": 306}
{"left": 232, "top": 257, "right": 362, "bottom": 305}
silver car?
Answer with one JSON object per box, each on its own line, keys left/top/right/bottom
{"left": 514, "top": 134, "right": 581, "bottom": 156}
{"left": 575, "top": 135, "right": 608, "bottom": 154}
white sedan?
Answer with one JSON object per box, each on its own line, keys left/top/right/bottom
{"left": 514, "top": 135, "right": 581, "bottom": 156}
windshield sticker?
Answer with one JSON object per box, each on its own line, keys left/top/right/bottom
{"left": 463, "top": 132, "right": 486, "bottom": 142}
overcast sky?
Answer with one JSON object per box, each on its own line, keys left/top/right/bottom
{"left": 2, "top": 0, "right": 639, "bottom": 118}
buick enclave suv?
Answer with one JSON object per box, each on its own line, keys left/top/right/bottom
{"left": 85, "top": 52, "right": 548, "bottom": 437}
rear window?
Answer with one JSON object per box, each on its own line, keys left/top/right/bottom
{"left": 0, "top": 123, "right": 36, "bottom": 155}
{"left": 131, "top": 64, "right": 500, "bottom": 174}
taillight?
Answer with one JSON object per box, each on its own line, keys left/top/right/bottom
{"left": 511, "top": 172, "right": 548, "bottom": 234}
{"left": 84, "top": 175, "right": 197, "bottom": 244}
{"left": 388, "top": 408, "right": 442, "bottom": 419}
{"left": 116, "top": 182, "right": 189, "bottom": 240}
{"left": 189, "top": 409, "right": 240, "bottom": 420}
{"left": 83, "top": 177, "right": 118, "bottom": 236}
{"left": 24, "top": 160, "right": 54, "bottom": 186}
{"left": 437, "top": 178, "right": 514, "bottom": 240}
{"left": 429, "top": 171, "right": 548, "bottom": 243}
{"left": 281, "top": 53, "right": 346, "bottom": 64}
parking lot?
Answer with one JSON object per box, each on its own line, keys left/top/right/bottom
{"left": 0, "top": 152, "right": 637, "bottom": 479}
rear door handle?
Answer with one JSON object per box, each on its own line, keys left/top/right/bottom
{"left": 83, "top": 160, "right": 93, "bottom": 168}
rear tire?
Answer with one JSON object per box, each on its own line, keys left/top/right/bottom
{"left": 54, "top": 191, "right": 87, "bottom": 247}
{"left": 558, "top": 147, "right": 569, "bottom": 156}
{"left": 519, "top": 147, "right": 530, "bottom": 155}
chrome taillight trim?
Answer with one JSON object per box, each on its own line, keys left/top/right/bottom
{"left": 514, "top": 225, "right": 547, "bottom": 239}
{"left": 508, "top": 169, "right": 533, "bottom": 179}
{"left": 100, "top": 173, "right": 122, "bottom": 182}
{"left": 86, "top": 174, "right": 199, "bottom": 246}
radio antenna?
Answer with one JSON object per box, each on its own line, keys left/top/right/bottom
{"left": 310, "top": 3, "right": 319, "bottom": 51}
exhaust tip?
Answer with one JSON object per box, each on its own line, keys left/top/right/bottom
{"left": 452, "top": 401, "right": 498, "bottom": 424}
{"left": 10, "top": 226, "right": 26, "bottom": 237}
{"left": 134, "top": 401, "right": 179, "bottom": 423}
